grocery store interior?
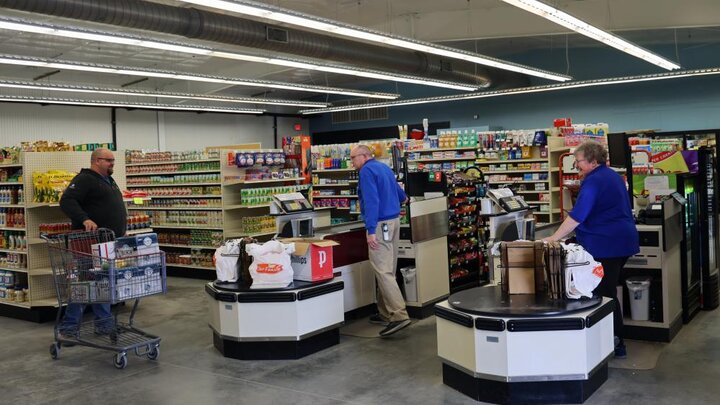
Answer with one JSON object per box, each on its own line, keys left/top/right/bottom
{"left": 1, "top": 1, "right": 720, "bottom": 404}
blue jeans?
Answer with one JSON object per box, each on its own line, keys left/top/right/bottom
{"left": 60, "top": 303, "right": 113, "bottom": 332}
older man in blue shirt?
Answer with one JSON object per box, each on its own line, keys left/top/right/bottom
{"left": 351, "top": 144, "right": 411, "bottom": 337}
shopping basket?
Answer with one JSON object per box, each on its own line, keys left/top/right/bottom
{"left": 43, "top": 228, "right": 167, "bottom": 369}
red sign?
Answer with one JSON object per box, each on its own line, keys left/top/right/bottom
{"left": 294, "top": 123, "right": 302, "bottom": 131}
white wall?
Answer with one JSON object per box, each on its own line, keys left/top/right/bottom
{"left": 0, "top": 102, "right": 111, "bottom": 146}
{"left": 0, "top": 102, "right": 308, "bottom": 152}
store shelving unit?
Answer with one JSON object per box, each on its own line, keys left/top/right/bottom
{"left": 446, "top": 179, "right": 483, "bottom": 292}
{"left": 311, "top": 168, "right": 360, "bottom": 223}
{"left": 125, "top": 153, "right": 221, "bottom": 279}
{"left": 0, "top": 151, "right": 126, "bottom": 322}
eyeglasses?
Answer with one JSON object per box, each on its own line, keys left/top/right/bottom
{"left": 96, "top": 158, "right": 115, "bottom": 163}
{"left": 350, "top": 154, "right": 366, "bottom": 160}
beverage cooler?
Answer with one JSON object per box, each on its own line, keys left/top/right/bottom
{"left": 609, "top": 129, "right": 720, "bottom": 320}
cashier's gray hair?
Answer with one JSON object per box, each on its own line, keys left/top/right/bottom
{"left": 353, "top": 144, "right": 374, "bottom": 157}
{"left": 575, "top": 141, "right": 607, "bottom": 165}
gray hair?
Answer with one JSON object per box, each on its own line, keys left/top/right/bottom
{"left": 575, "top": 141, "right": 608, "bottom": 165}
{"left": 352, "top": 144, "right": 373, "bottom": 157}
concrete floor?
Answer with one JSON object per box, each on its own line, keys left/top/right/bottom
{"left": 1, "top": 277, "right": 719, "bottom": 405}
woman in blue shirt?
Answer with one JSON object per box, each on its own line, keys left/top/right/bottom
{"left": 543, "top": 141, "right": 639, "bottom": 358}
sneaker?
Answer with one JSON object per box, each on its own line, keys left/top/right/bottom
{"left": 379, "top": 319, "right": 411, "bottom": 337}
{"left": 614, "top": 344, "right": 627, "bottom": 359}
{"left": 368, "top": 314, "right": 389, "bottom": 326}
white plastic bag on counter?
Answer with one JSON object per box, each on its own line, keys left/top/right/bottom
{"left": 214, "top": 240, "right": 241, "bottom": 282}
{"left": 562, "top": 244, "right": 604, "bottom": 299}
{"left": 245, "top": 240, "right": 295, "bottom": 289}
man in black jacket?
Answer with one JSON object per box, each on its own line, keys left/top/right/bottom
{"left": 58, "top": 148, "right": 127, "bottom": 336}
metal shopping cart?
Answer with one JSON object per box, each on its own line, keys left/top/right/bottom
{"left": 43, "top": 228, "right": 167, "bottom": 369}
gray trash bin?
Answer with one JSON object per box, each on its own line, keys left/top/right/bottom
{"left": 400, "top": 266, "right": 418, "bottom": 303}
{"left": 626, "top": 277, "right": 652, "bottom": 321}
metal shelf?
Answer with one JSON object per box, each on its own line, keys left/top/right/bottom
{"left": 224, "top": 177, "right": 305, "bottom": 186}
{"left": 0, "top": 227, "right": 26, "bottom": 232}
{"left": 225, "top": 230, "right": 276, "bottom": 239}
{"left": 0, "top": 163, "right": 22, "bottom": 168}
{"left": 159, "top": 243, "right": 219, "bottom": 250}
{"left": 0, "top": 300, "right": 30, "bottom": 308}
{"left": 166, "top": 263, "right": 215, "bottom": 271}
{"left": 224, "top": 203, "right": 271, "bottom": 210}
{"left": 125, "top": 159, "right": 220, "bottom": 167}
{"left": 126, "top": 169, "right": 220, "bottom": 177}
{"left": 312, "top": 184, "right": 353, "bottom": 188}
{"left": 514, "top": 190, "right": 549, "bottom": 194}
{"left": 128, "top": 182, "right": 221, "bottom": 187}
{"left": 0, "top": 266, "right": 27, "bottom": 273}
{"left": 125, "top": 228, "right": 154, "bottom": 235}
{"left": 152, "top": 225, "right": 223, "bottom": 230}
{"left": 525, "top": 201, "right": 550, "bottom": 204}
{"left": 30, "top": 298, "right": 59, "bottom": 307}
{"left": 26, "top": 202, "right": 60, "bottom": 208}
{"left": 408, "top": 157, "right": 476, "bottom": 163}
{"left": 312, "top": 195, "right": 358, "bottom": 198}
{"left": 0, "top": 182, "right": 22, "bottom": 186}
{"left": 487, "top": 180, "right": 549, "bottom": 184}
{"left": 147, "top": 195, "right": 221, "bottom": 199}
{"left": 476, "top": 158, "right": 547, "bottom": 164}
{"left": 127, "top": 206, "right": 221, "bottom": 211}
{"left": 313, "top": 168, "right": 356, "bottom": 173}
{"left": 483, "top": 169, "right": 549, "bottom": 174}
{"left": 0, "top": 203, "right": 24, "bottom": 208}
{"left": 406, "top": 146, "right": 478, "bottom": 152}
{"left": 0, "top": 248, "right": 27, "bottom": 255}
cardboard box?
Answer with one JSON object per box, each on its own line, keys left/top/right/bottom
{"left": 282, "top": 238, "right": 339, "bottom": 282}
{"left": 114, "top": 236, "right": 138, "bottom": 258}
{"left": 91, "top": 241, "right": 115, "bottom": 268}
{"left": 501, "top": 241, "right": 545, "bottom": 294}
{"left": 507, "top": 267, "right": 536, "bottom": 294}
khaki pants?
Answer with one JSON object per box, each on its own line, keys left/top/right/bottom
{"left": 368, "top": 218, "right": 409, "bottom": 322}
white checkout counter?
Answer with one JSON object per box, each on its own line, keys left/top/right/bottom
{"left": 435, "top": 286, "right": 614, "bottom": 404}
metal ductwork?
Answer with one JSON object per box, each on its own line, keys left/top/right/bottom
{"left": 0, "top": 0, "right": 530, "bottom": 89}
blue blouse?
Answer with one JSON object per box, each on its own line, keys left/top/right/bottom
{"left": 569, "top": 165, "right": 640, "bottom": 259}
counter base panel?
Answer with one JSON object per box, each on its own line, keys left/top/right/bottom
{"left": 442, "top": 362, "right": 607, "bottom": 405}
{"left": 212, "top": 328, "right": 340, "bottom": 360}
{"left": 624, "top": 312, "right": 683, "bottom": 342}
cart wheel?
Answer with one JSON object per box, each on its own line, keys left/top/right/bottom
{"left": 147, "top": 346, "right": 160, "bottom": 361}
{"left": 50, "top": 343, "right": 60, "bottom": 360}
{"left": 113, "top": 353, "right": 128, "bottom": 369}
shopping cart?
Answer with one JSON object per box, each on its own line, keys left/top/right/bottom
{"left": 43, "top": 228, "right": 167, "bottom": 369}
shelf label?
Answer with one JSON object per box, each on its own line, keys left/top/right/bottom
{"left": 133, "top": 197, "right": 144, "bottom": 205}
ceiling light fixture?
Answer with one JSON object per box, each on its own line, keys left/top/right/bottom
{"left": 178, "top": 0, "right": 572, "bottom": 82}
{"left": 0, "top": 17, "right": 479, "bottom": 91}
{"left": 498, "top": 0, "right": 680, "bottom": 70}
{"left": 299, "top": 67, "right": 720, "bottom": 115}
{"left": 0, "top": 95, "right": 265, "bottom": 114}
{"left": 0, "top": 54, "right": 399, "bottom": 99}
{"left": 0, "top": 79, "right": 330, "bottom": 108}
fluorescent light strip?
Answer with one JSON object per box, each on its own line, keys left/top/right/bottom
{"left": 0, "top": 54, "right": 398, "bottom": 99}
{"left": 0, "top": 17, "right": 478, "bottom": 91}
{"left": 179, "top": 0, "right": 571, "bottom": 82}
{"left": 0, "top": 80, "right": 329, "bottom": 108}
{"left": 299, "top": 67, "right": 720, "bottom": 114}
{"left": 0, "top": 95, "right": 265, "bottom": 114}
{"left": 499, "top": 0, "right": 680, "bottom": 71}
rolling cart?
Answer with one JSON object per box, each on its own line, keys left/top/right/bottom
{"left": 43, "top": 228, "right": 167, "bottom": 369}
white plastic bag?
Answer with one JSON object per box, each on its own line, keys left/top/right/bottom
{"left": 562, "top": 244, "right": 604, "bottom": 299}
{"left": 245, "top": 240, "right": 295, "bottom": 288}
{"left": 214, "top": 240, "right": 241, "bottom": 282}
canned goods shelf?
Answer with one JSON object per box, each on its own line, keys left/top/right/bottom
{"left": 125, "top": 159, "right": 220, "bottom": 167}
{"left": 0, "top": 227, "right": 26, "bottom": 232}
{"left": 128, "top": 183, "right": 221, "bottom": 187}
{"left": 152, "top": 225, "right": 223, "bottom": 230}
{"left": 126, "top": 169, "right": 220, "bottom": 177}
{"left": 125, "top": 228, "right": 154, "bottom": 235}
{"left": 127, "top": 206, "right": 221, "bottom": 211}
{"left": 159, "top": 243, "right": 218, "bottom": 250}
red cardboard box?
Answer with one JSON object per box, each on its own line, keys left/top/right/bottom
{"left": 283, "top": 238, "right": 340, "bottom": 282}
{"left": 553, "top": 117, "right": 572, "bottom": 128}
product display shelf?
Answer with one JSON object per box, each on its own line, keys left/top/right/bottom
{"left": 408, "top": 157, "right": 477, "bottom": 163}
{"left": 126, "top": 228, "right": 154, "bottom": 236}
{"left": 164, "top": 263, "right": 215, "bottom": 271}
{"left": 0, "top": 181, "right": 22, "bottom": 186}
{"left": 125, "top": 158, "right": 220, "bottom": 167}
{"left": 311, "top": 167, "right": 360, "bottom": 222}
{"left": 446, "top": 180, "right": 483, "bottom": 293}
{"left": 0, "top": 163, "right": 22, "bottom": 168}
{"left": 158, "top": 243, "right": 217, "bottom": 250}
{"left": 548, "top": 137, "right": 575, "bottom": 223}
{"left": 0, "top": 151, "right": 127, "bottom": 321}
{"left": 221, "top": 148, "right": 308, "bottom": 247}
{"left": 125, "top": 154, "right": 223, "bottom": 279}
{"left": 0, "top": 248, "right": 27, "bottom": 255}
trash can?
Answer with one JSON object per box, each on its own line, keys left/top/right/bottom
{"left": 626, "top": 277, "right": 652, "bottom": 321}
{"left": 400, "top": 266, "right": 418, "bottom": 303}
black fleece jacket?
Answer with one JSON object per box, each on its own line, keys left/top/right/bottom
{"left": 59, "top": 168, "right": 127, "bottom": 237}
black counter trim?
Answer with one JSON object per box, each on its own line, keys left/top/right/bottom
{"left": 297, "top": 281, "right": 344, "bottom": 301}
{"left": 236, "top": 292, "right": 296, "bottom": 303}
{"left": 205, "top": 284, "right": 237, "bottom": 302}
{"left": 435, "top": 306, "right": 473, "bottom": 328}
{"left": 586, "top": 300, "right": 615, "bottom": 328}
{"left": 507, "top": 318, "right": 585, "bottom": 332}
{"left": 475, "top": 318, "right": 506, "bottom": 332}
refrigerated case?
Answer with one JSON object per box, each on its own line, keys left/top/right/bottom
{"left": 610, "top": 129, "right": 720, "bottom": 317}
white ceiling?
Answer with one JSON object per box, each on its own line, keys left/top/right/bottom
{"left": 0, "top": 0, "right": 718, "bottom": 114}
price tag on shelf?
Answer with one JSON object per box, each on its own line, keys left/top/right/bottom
{"left": 133, "top": 197, "right": 144, "bottom": 205}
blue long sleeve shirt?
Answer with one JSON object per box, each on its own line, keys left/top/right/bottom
{"left": 569, "top": 165, "right": 639, "bottom": 259}
{"left": 358, "top": 159, "right": 407, "bottom": 234}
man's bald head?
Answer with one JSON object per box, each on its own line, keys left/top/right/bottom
{"left": 350, "top": 145, "right": 374, "bottom": 170}
{"left": 91, "top": 148, "right": 115, "bottom": 176}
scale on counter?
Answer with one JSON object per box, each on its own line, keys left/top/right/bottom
{"left": 270, "top": 192, "right": 313, "bottom": 214}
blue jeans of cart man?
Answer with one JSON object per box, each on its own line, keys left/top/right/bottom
{"left": 60, "top": 303, "right": 113, "bottom": 334}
